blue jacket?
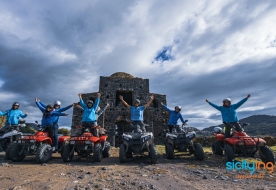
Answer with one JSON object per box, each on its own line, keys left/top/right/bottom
{"left": 40, "top": 101, "right": 73, "bottom": 124}
{"left": 0, "top": 109, "right": 27, "bottom": 125}
{"left": 209, "top": 98, "right": 248, "bottom": 122}
{"left": 130, "top": 106, "right": 145, "bottom": 121}
{"left": 35, "top": 102, "right": 66, "bottom": 127}
{"left": 163, "top": 105, "right": 185, "bottom": 125}
{"left": 80, "top": 98, "right": 100, "bottom": 122}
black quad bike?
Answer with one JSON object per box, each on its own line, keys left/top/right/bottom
{"left": 119, "top": 123, "right": 157, "bottom": 164}
{"left": 0, "top": 123, "right": 25, "bottom": 160}
{"left": 165, "top": 121, "right": 204, "bottom": 161}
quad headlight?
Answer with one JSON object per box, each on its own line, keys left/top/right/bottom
{"left": 70, "top": 141, "right": 75, "bottom": 145}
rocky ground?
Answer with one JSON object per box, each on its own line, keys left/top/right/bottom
{"left": 0, "top": 146, "right": 275, "bottom": 190}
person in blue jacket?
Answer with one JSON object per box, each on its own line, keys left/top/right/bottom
{"left": 37, "top": 99, "right": 75, "bottom": 150}
{"left": 119, "top": 94, "right": 154, "bottom": 132}
{"left": 160, "top": 102, "right": 186, "bottom": 133}
{"left": 35, "top": 98, "right": 69, "bottom": 151}
{"left": 78, "top": 93, "right": 101, "bottom": 136}
{"left": 206, "top": 94, "right": 251, "bottom": 139}
{"left": 0, "top": 102, "right": 28, "bottom": 131}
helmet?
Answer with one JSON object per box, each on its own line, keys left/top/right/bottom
{"left": 53, "top": 101, "right": 61, "bottom": 106}
{"left": 134, "top": 99, "right": 140, "bottom": 104}
{"left": 12, "top": 102, "right": 20, "bottom": 107}
{"left": 175, "top": 106, "right": 181, "bottom": 111}
{"left": 46, "top": 104, "right": 53, "bottom": 109}
{"left": 222, "top": 98, "right": 231, "bottom": 106}
{"left": 87, "top": 100, "right": 93, "bottom": 104}
{"left": 222, "top": 98, "right": 231, "bottom": 103}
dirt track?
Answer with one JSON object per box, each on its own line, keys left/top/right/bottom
{"left": 0, "top": 147, "right": 275, "bottom": 190}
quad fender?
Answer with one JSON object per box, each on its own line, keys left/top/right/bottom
{"left": 89, "top": 136, "right": 100, "bottom": 143}
{"left": 253, "top": 138, "right": 266, "bottom": 144}
{"left": 166, "top": 137, "right": 174, "bottom": 145}
{"left": 58, "top": 136, "right": 70, "bottom": 143}
{"left": 215, "top": 134, "right": 224, "bottom": 141}
{"left": 99, "top": 135, "right": 108, "bottom": 143}
{"left": 35, "top": 131, "right": 49, "bottom": 137}
{"left": 36, "top": 137, "right": 52, "bottom": 145}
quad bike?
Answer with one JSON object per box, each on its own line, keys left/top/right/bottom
{"left": 9, "top": 121, "right": 70, "bottom": 163}
{"left": 62, "top": 125, "right": 110, "bottom": 162}
{"left": 0, "top": 123, "right": 25, "bottom": 159}
{"left": 119, "top": 123, "right": 157, "bottom": 164}
{"left": 165, "top": 120, "right": 204, "bottom": 161}
{"left": 212, "top": 123, "right": 275, "bottom": 164}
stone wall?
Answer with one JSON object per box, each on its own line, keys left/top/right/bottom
{"left": 0, "top": 116, "right": 6, "bottom": 128}
{"left": 71, "top": 72, "right": 169, "bottom": 146}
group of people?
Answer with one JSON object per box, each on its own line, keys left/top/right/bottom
{"left": 0, "top": 92, "right": 251, "bottom": 151}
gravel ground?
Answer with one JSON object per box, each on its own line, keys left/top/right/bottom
{"left": 0, "top": 147, "right": 275, "bottom": 190}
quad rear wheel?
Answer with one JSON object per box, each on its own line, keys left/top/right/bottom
{"left": 10, "top": 143, "right": 26, "bottom": 162}
{"left": 194, "top": 143, "right": 204, "bottom": 160}
{"left": 224, "top": 144, "right": 234, "bottom": 162}
{"left": 165, "top": 143, "right": 174, "bottom": 159}
{"left": 259, "top": 145, "right": 275, "bottom": 164}
{"left": 119, "top": 144, "right": 126, "bottom": 163}
{"left": 5, "top": 143, "right": 16, "bottom": 160}
{"left": 94, "top": 143, "right": 102, "bottom": 162}
{"left": 102, "top": 142, "right": 110, "bottom": 158}
{"left": 149, "top": 144, "right": 158, "bottom": 164}
{"left": 212, "top": 140, "right": 223, "bottom": 155}
{"left": 62, "top": 144, "right": 74, "bottom": 162}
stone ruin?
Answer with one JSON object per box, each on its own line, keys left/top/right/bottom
{"left": 71, "top": 72, "right": 170, "bottom": 146}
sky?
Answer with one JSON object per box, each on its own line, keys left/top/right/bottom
{"left": 0, "top": 0, "right": 276, "bottom": 130}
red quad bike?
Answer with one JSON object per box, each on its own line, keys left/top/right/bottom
{"left": 9, "top": 121, "right": 70, "bottom": 163}
{"left": 212, "top": 123, "right": 275, "bottom": 164}
{"left": 62, "top": 125, "right": 110, "bottom": 162}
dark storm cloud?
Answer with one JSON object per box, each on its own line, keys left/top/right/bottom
{"left": 0, "top": 0, "right": 275, "bottom": 129}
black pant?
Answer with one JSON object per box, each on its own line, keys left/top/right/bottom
{"left": 82, "top": 122, "right": 98, "bottom": 136}
{"left": 168, "top": 124, "right": 175, "bottom": 133}
{"left": 44, "top": 126, "right": 54, "bottom": 147}
{"left": 132, "top": 121, "right": 146, "bottom": 132}
{"left": 224, "top": 122, "right": 243, "bottom": 139}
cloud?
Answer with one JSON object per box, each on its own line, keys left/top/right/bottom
{"left": 0, "top": 0, "right": 276, "bottom": 129}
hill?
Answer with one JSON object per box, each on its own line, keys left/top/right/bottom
{"left": 201, "top": 115, "right": 276, "bottom": 137}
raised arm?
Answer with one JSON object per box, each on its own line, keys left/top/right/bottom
{"left": 161, "top": 102, "right": 173, "bottom": 112}
{"left": 51, "top": 111, "right": 68, "bottom": 116}
{"left": 35, "top": 98, "right": 46, "bottom": 112}
{"left": 39, "top": 100, "right": 47, "bottom": 108}
{"left": 206, "top": 99, "right": 222, "bottom": 111}
{"left": 232, "top": 94, "right": 250, "bottom": 110}
{"left": 0, "top": 110, "right": 8, "bottom": 116}
{"left": 19, "top": 110, "right": 28, "bottom": 118}
{"left": 93, "top": 93, "right": 101, "bottom": 110}
{"left": 78, "top": 94, "right": 87, "bottom": 109}
{"left": 144, "top": 94, "right": 154, "bottom": 109}
{"left": 97, "top": 103, "right": 109, "bottom": 117}
{"left": 119, "top": 95, "right": 130, "bottom": 109}
{"left": 58, "top": 104, "right": 74, "bottom": 112}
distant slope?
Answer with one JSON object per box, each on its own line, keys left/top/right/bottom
{"left": 201, "top": 115, "right": 276, "bottom": 136}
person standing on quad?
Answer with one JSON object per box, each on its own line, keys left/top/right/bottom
{"left": 0, "top": 102, "right": 28, "bottom": 131}
{"left": 119, "top": 94, "right": 154, "bottom": 132}
{"left": 78, "top": 93, "right": 101, "bottom": 136}
{"left": 206, "top": 94, "right": 251, "bottom": 139}
{"left": 35, "top": 98, "right": 69, "bottom": 151}
{"left": 37, "top": 99, "right": 75, "bottom": 150}
{"left": 94, "top": 103, "right": 110, "bottom": 126}
{"left": 160, "top": 102, "right": 186, "bottom": 133}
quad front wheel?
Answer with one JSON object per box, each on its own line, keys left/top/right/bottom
{"left": 259, "top": 145, "right": 275, "bottom": 164}
{"left": 102, "top": 142, "right": 110, "bottom": 158}
{"left": 149, "top": 144, "right": 158, "bottom": 164}
{"left": 94, "top": 143, "right": 102, "bottom": 162}
{"left": 165, "top": 143, "right": 174, "bottom": 159}
{"left": 194, "top": 143, "right": 204, "bottom": 160}
{"left": 62, "top": 144, "right": 74, "bottom": 162}
{"left": 224, "top": 144, "right": 234, "bottom": 162}
{"left": 212, "top": 140, "right": 223, "bottom": 155}
{"left": 119, "top": 144, "right": 126, "bottom": 163}
{"left": 36, "top": 144, "right": 52, "bottom": 163}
